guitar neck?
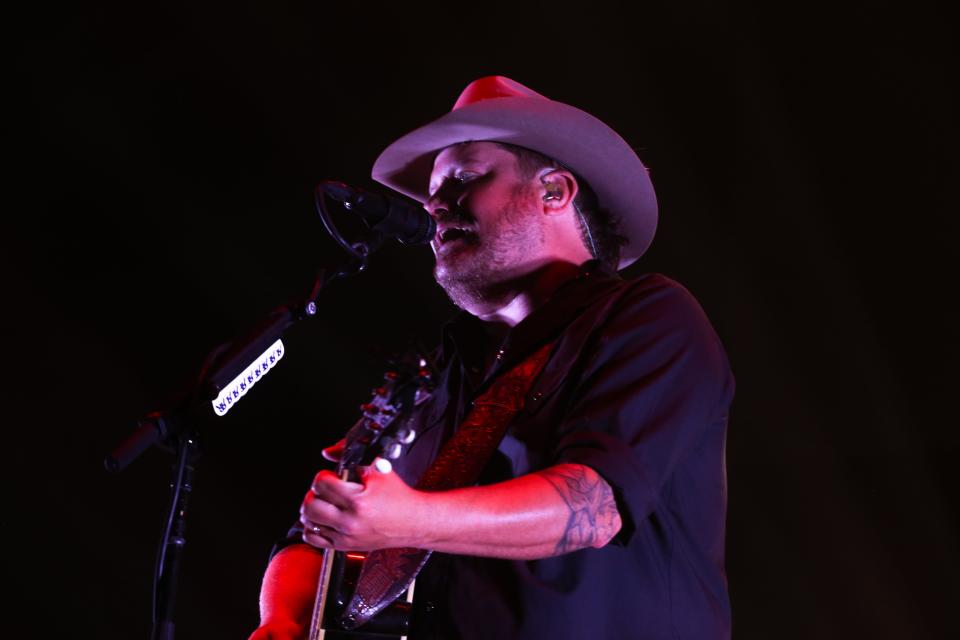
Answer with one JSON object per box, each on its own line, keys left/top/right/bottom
{"left": 307, "top": 548, "right": 337, "bottom": 640}
{"left": 308, "top": 466, "right": 351, "bottom": 640}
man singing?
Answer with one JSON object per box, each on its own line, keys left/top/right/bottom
{"left": 250, "top": 76, "right": 734, "bottom": 640}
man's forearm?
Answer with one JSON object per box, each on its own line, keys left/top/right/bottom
{"left": 416, "top": 463, "right": 622, "bottom": 559}
{"left": 257, "top": 544, "right": 325, "bottom": 631}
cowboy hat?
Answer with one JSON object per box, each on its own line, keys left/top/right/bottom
{"left": 371, "top": 76, "right": 658, "bottom": 269}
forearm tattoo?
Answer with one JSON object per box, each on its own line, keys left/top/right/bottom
{"left": 540, "top": 465, "right": 622, "bottom": 554}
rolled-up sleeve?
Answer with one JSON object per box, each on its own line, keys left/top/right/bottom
{"left": 552, "top": 276, "right": 734, "bottom": 544}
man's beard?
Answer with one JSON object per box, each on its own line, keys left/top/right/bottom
{"left": 433, "top": 187, "right": 544, "bottom": 312}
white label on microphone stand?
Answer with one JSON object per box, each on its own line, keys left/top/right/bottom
{"left": 212, "top": 339, "right": 285, "bottom": 416}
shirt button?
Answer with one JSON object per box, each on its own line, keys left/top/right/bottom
{"left": 424, "top": 601, "right": 436, "bottom": 612}
{"left": 495, "top": 349, "right": 505, "bottom": 361}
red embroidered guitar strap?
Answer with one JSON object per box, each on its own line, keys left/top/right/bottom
{"left": 340, "top": 340, "right": 556, "bottom": 630}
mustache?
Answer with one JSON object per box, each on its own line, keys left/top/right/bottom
{"left": 435, "top": 207, "right": 476, "bottom": 226}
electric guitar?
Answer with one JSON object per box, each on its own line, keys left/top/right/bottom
{"left": 308, "top": 353, "right": 434, "bottom": 640}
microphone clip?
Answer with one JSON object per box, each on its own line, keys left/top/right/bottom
{"left": 315, "top": 181, "right": 381, "bottom": 268}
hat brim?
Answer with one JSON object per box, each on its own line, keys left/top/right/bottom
{"left": 371, "top": 96, "right": 657, "bottom": 269}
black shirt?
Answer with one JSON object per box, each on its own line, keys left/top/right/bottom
{"left": 280, "top": 263, "right": 734, "bottom": 639}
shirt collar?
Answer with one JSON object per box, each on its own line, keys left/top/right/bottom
{"left": 439, "top": 260, "right": 623, "bottom": 379}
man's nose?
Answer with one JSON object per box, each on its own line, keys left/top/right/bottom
{"left": 425, "top": 192, "right": 451, "bottom": 219}
{"left": 426, "top": 175, "right": 469, "bottom": 218}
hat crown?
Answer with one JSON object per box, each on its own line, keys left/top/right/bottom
{"left": 452, "top": 76, "right": 548, "bottom": 110}
{"left": 373, "top": 75, "right": 658, "bottom": 268}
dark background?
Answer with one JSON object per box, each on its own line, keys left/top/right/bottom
{"left": 9, "top": 1, "right": 957, "bottom": 638}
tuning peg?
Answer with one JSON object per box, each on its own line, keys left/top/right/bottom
{"left": 384, "top": 371, "right": 398, "bottom": 381}
{"left": 360, "top": 402, "right": 379, "bottom": 414}
{"left": 373, "top": 386, "right": 388, "bottom": 396}
{"left": 386, "top": 443, "right": 403, "bottom": 459}
{"left": 398, "top": 429, "right": 416, "bottom": 444}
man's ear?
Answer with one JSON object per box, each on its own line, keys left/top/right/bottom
{"left": 539, "top": 169, "right": 579, "bottom": 214}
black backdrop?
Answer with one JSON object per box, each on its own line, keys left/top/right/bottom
{"left": 9, "top": 1, "right": 957, "bottom": 638}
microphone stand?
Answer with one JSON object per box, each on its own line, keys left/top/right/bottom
{"left": 105, "top": 185, "right": 395, "bottom": 640}
{"left": 108, "top": 263, "right": 361, "bottom": 640}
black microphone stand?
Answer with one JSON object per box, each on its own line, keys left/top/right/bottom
{"left": 105, "top": 185, "right": 400, "bottom": 640}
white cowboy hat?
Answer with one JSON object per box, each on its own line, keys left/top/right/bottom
{"left": 371, "top": 76, "right": 658, "bottom": 268}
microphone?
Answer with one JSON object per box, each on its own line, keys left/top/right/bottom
{"left": 320, "top": 181, "right": 436, "bottom": 245}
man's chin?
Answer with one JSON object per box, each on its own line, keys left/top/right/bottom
{"left": 433, "top": 261, "right": 487, "bottom": 310}
{"left": 433, "top": 263, "right": 470, "bottom": 291}
{"left": 433, "top": 250, "right": 476, "bottom": 282}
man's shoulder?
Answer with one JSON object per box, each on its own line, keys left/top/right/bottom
{"left": 619, "top": 271, "right": 694, "bottom": 294}
{"left": 595, "top": 271, "right": 707, "bottom": 319}
{"left": 588, "top": 271, "right": 728, "bottom": 362}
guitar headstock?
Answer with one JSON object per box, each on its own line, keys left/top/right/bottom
{"left": 338, "top": 351, "right": 434, "bottom": 475}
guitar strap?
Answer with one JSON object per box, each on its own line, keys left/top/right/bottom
{"left": 340, "top": 339, "right": 557, "bottom": 630}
